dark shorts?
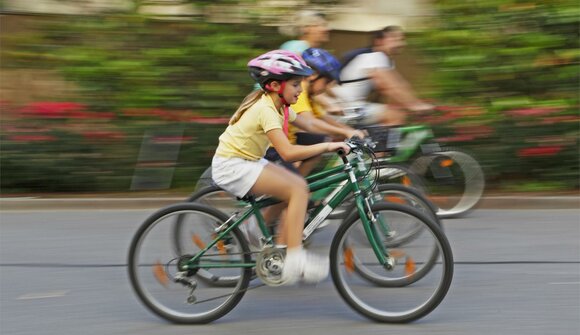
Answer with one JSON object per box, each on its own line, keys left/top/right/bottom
{"left": 295, "top": 132, "right": 329, "bottom": 146}
{"left": 264, "top": 147, "right": 299, "bottom": 174}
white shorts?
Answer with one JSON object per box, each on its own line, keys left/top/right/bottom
{"left": 211, "top": 155, "right": 269, "bottom": 198}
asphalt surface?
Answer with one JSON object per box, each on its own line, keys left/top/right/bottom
{"left": 1, "top": 194, "right": 578, "bottom": 211}
{"left": 0, "top": 207, "right": 579, "bottom": 335}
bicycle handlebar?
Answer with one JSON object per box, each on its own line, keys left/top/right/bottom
{"left": 337, "top": 136, "right": 376, "bottom": 157}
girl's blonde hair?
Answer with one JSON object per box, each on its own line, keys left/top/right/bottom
{"left": 229, "top": 89, "right": 266, "bottom": 125}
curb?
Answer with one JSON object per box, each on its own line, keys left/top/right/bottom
{"left": 476, "top": 196, "right": 579, "bottom": 210}
{"left": 0, "top": 196, "right": 578, "bottom": 211}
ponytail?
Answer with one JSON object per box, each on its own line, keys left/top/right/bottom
{"left": 229, "top": 90, "right": 265, "bottom": 125}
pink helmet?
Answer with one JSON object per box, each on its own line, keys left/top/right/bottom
{"left": 248, "top": 50, "right": 313, "bottom": 90}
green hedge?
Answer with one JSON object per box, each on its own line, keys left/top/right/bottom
{"left": 412, "top": 0, "right": 579, "bottom": 190}
{"left": 1, "top": 4, "right": 578, "bottom": 193}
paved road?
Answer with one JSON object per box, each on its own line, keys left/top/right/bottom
{"left": 1, "top": 209, "right": 578, "bottom": 335}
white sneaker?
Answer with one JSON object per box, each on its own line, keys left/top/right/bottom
{"left": 301, "top": 250, "right": 329, "bottom": 283}
{"left": 238, "top": 215, "right": 262, "bottom": 251}
{"left": 281, "top": 248, "right": 329, "bottom": 285}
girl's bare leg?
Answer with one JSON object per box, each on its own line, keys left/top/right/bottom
{"left": 250, "top": 163, "right": 308, "bottom": 249}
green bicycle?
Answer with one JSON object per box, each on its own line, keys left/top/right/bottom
{"left": 127, "top": 138, "right": 454, "bottom": 324}
{"left": 193, "top": 124, "right": 484, "bottom": 219}
{"left": 364, "top": 124, "right": 485, "bottom": 218}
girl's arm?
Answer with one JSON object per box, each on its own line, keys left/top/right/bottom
{"left": 267, "top": 128, "right": 349, "bottom": 162}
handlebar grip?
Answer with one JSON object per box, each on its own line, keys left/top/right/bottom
{"left": 337, "top": 149, "right": 345, "bottom": 156}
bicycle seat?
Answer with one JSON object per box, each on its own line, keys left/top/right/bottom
{"left": 237, "top": 194, "right": 256, "bottom": 202}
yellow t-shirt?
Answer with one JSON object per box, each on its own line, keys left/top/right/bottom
{"left": 215, "top": 93, "right": 297, "bottom": 161}
{"left": 288, "top": 81, "right": 326, "bottom": 143}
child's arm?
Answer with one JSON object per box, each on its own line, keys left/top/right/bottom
{"left": 293, "top": 112, "right": 364, "bottom": 139}
{"left": 267, "top": 128, "right": 349, "bottom": 163}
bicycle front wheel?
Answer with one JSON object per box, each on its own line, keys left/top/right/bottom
{"left": 128, "top": 203, "right": 252, "bottom": 324}
{"left": 330, "top": 202, "right": 453, "bottom": 323}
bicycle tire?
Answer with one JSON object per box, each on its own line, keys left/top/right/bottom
{"left": 128, "top": 203, "right": 252, "bottom": 324}
{"left": 342, "top": 188, "right": 441, "bottom": 286}
{"left": 410, "top": 148, "right": 485, "bottom": 218}
{"left": 176, "top": 185, "right": 258, "bottom": 287}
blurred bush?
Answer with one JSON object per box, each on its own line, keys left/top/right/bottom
{"left": 1, "top": 13, "right": 284, "bottom": 193}
{"left": 0, "top": 100, "right": 229, "bottom": 192}
{"left": 1, "top": 1, "right": 578, "bottom": 194}
{"left": 412, "top": 0, "right": 579, "bottom": 191}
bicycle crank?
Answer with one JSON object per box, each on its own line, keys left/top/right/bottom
{"left": 255, "top": 247, "right": 286, "bottom": 286}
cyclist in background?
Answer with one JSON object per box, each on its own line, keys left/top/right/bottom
{"left": 332, "top": 26, "right": 433, "bottom": 126}
{"left": 211, "top": 50, "right": 349, "bottom": 285}
{"left": 279, "top": 10, "right": 330, "bottom": 55}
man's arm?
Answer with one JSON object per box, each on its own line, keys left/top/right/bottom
{"left": 370, "top": 68, "right": 432, "bottom": 112}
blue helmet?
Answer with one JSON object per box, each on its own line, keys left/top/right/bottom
{"left": 302, "top": 48, "right": 341, "bottom": 84}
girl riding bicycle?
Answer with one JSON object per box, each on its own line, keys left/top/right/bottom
{"left": 211, "top": 50, "right": 350, "bottom": 285}
{"left": 265, "top": 48, "right": 364, "bottom": 180}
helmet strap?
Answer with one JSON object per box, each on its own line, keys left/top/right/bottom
{"left": 265, "top": 81, "right": 289, "bottom": 106}
{"left": 277, "top": 81, "right": 289, "bottom": 105}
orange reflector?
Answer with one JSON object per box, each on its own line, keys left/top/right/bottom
{"left": 192, "top": 234, "right": 206, "bottom": 249}
{"left": 440, "top": 159, "right": 454, "bottom": 167}
{"left": 405, "top": 257, "right": 416, "bottom": 276}
{"left": 402, "top": 176, "right": 411, "bottom": 186}
{"left": 216, "top": 240, "right": 226, "bottom": 256}
{"left": 343, "top": 247, "right": 355, "bottom": 273}
{"left": 153, "top": 261, "right": 170, "bottom": 287}
{"left": 211, "top": 233, "right": 227, "bottom": 256}
{"left": 388, "top": 249, "right": 406, "bottom": 259}
{"left": 385, "top": 195, "right": 406, "bottom": 204}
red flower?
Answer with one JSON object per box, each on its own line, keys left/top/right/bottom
{"left": 455, "top": 125, "right": 494, "bottom": 138}
{"left": 506, "top": 107, "right": 563, "bottom": 117}
{"left": 517, "top": 146, "right": 563, "bottom": 157}
{"left": 189, "top": 116, "right": 230, "bottom": 124}
{"left": 541, "top": 116, "right": 579, "bottom": 125}
{"left": 20, "top": 102, "right": 88, "bottom": 119}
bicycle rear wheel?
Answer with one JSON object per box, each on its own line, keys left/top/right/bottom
{"left": 174, "top": 186, "right": 258, "bottom": 287}
{"left": 128, "top": 203, "right": 252, "bottom": 324}
{"left": 410, "top": 148, "right": 484, "bottom": 218}
{"left": 330, "top": 202, "right": 453, "bottom": 323}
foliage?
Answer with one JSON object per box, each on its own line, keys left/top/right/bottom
{"left": 412, "top": 0, "right": 579, "bottom": 190}
{"left": 18, "top": 15, "right": 281, "bottom": 113}
{"left": 1, "top": 13, "right": 283, "bottom": 193}
{"left": 0, "top": 101, "right": 228, "bottom": 193}
{"left": 1, "top": 1, "right": 578, "bottom": 193}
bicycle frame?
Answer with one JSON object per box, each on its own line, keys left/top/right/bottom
{"left": 385, "top": 125, "right": 438, "bottom": 163}
{"left": 308, "top": 125, "right": 437, "bottom": 203}
{"left": 182, "top": 152, "right": 390, "bottom": 272}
